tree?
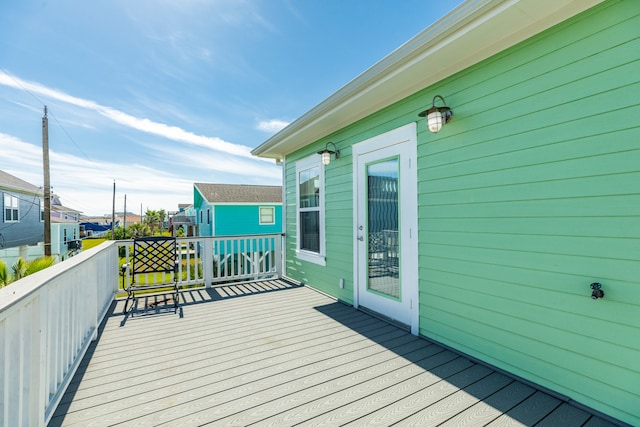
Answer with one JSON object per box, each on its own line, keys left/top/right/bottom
{"left": 143, "top": 209, "right": 166, "bottom": 235}
{"left": 128, "top": 222, "right": 151, "bottom": 238}
{"left": 0, "top": 260, "right": 8, "bottom": 287}
{"left": 109, "top": 225, "right": 129, "bottom": 240}
{"left": 12, "top": 258, "right": 26, "bottom": 281}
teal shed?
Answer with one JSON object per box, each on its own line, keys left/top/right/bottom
{"left": 253, "top": 0, "right": 640, "bottom": 425}
{"left": 193, "top": 183, "right": 282, "bottom": 237}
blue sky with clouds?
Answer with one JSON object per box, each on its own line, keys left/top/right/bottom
{"left": 1, "top": 0, "right": 463, "bottom": 216}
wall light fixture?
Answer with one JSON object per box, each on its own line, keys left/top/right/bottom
{"left": 317, "top": 141, "right": 340, "bottom": 166}
{"left": 418, "top": 95, "right": 453, "bottom": 133}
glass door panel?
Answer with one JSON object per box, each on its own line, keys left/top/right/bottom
{"left": 367, "top": 158, "right": 400, "bottom": 299}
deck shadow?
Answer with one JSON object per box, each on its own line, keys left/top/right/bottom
{"left": 312, "top": 300, "right": 617, "bottom": 427}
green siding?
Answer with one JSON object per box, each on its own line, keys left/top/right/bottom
{"left": 284, "top": 1, "right": 640, "bottom": 424}
{"left": 417, "top": 1, "right": 640, "bottom": 424}
{"left": 213, "top": 205, "right": 282, "bottom": 236}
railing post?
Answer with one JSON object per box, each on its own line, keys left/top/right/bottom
{"left": 202, "top": 238, "right": 213, "bottom": 288}
{"left": 275, "top": 234, "right": 283, "bottom": 278}
{"left": 36, "top": 292, "right": 47, "bottom": 427}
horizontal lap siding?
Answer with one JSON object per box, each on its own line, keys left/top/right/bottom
{"left": 284, "top": 147, "right": 355, "bottom": 303}
{"left": 284, "top": 106, "right": 420, "bottom": 302}
{"left": 418, "top": 1, "right": 640, "bottom": 425}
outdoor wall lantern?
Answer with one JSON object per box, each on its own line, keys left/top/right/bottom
{"left": 590, "top": 282, "right": 605, "bottom": 300}
{"left": 318, "top": 141, "right": 340, "bottom": 166}
{"left": 418, "top": 95, "right": 453, "bottom": 133}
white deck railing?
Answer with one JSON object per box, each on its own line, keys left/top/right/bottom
{"left": 116, "top": 234, "right": 283, "bottom": 288}
{"left": 0, "top": 234, "right": 283, "bottom": 426}
{"left": 0, "top": 241, "right": 118, "bottom": 427}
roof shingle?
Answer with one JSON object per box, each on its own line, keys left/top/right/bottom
{"left": 195, "top": 183, "right": 282, "bottom": 204}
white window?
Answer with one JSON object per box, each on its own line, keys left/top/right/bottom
{"left": 296, "top": 155, "right": 325, "bottom": 265}
{"left": 259, "top": 206, "right": 275, "bottom": 225}
{"left": 4, "top": 194, "right": 19, "bottom": 222}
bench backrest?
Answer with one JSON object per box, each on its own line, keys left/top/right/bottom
{"left": 132, "top": 236, "right": 177, "bottom": 275}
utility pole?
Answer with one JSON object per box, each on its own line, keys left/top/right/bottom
{"left": 123, "top": 194, "right": 127, "bottom": 231}
{"left": 42, "top": 106, "right": 51, "bottom": 257}
{"left": 111, "top": 181, "right": 116, "bottom": 239}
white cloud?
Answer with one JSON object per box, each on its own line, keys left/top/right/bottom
{"left": 257, "top": 119, "right": 290, "bottom": 133}
{"left": 0, "top": 73, "right": 283, "bottom": 216}
{"left": 0, "top": 72, "right": 264, "bottom": 160}
{"left": 141, "top": 141, "right": 281, "bottom": 181}
{"left": 0, "top": 132, "right": 194, "bottom": 215}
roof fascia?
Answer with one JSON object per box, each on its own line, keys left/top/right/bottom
{"left": 252, "top": 0, "right": 603, "bottom": 160}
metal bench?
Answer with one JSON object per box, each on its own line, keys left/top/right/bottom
{"left": 122, "top": 236, "right": 180, "bottom": 314}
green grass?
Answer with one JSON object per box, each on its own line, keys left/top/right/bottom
{"left": 82, "top": 238, "right": 107, "bottom": 250}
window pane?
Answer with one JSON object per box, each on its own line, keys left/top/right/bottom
{"left": 367, "top": 158, "right": 400, "bottom": 299}
{"left": 260, "top": 207, "right": 274, "bottom": 224}
{"left": 299, "top": 167, "right": 320, "bottom": 208}
{"left": 300, "top": 211, "right": 320, "bottom": 252}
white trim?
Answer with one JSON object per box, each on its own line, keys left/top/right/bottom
{"left": 295, "top": 154, "right": 326, "bottom": 266}
{"left": 209, "top": 202, "right": 281, "bottom": 206}
{"left": 352, "top": 123, "right": 418, "bottom": 335}
{"left": 4, "top": 193, "right": 19, "bottom": 222}
{"left": 295, "top": 249, "right": 326, "bottom": 266}
{"left": 258, "top": 206, "right": 276, "bottom": 225}
{"left": 252, "top": 0, "right": 603, "bottom": 160}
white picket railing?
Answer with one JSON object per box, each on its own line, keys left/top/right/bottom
{"left": 0, "top": 234, "right": 283, "bottom": 426}
{"left": 116, "top": 234, "right": 283, "bottom": 289}
{"left": 0, "top": 240, "right": 119, "bottom": 427}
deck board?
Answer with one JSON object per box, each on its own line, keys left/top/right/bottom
{"left": 49, "top": 280, "right": 620, "bottom": 426}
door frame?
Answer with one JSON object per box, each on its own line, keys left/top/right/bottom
{"left": 352, "top": 122, "right": 419, "bottom": 335}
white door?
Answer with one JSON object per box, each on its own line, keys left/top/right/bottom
{"left": 353, "top": 123, "right": 418, "bottom": 335}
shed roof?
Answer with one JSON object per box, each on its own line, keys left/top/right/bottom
{"left": 0, "top": 169, "right": 42, "bottom": 195}
{"left": 195, "top": 183, "right": 282, "bottom": 204}
{"left": 252, "top": 0, "right": 603, "bottom": 160}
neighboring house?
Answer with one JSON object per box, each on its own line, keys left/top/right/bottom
{"left": 80, "top": 215, "right": 120, "bottom": 238}
{"left": 0, "top": 171, "right": 82, "bottom": 263}
{"left": 193, "top": 183, "right": 282, "bottom": 237}
{"left": 51, "top": 194, "right": 82, "bottom": 222}
{"left": 0, "top": 169, "right": 44, "bottom": 256}
{"left": 50, "top": 195, "right": 82, "bottom": 261}
{"left": 51, "top": 219, "right": 82, "bottom": 262}
{"left": 169, "top": 203, "right": 197, "bottom": 237}
{"left": 252, "top": 1, "right": 639, "bottom": 425}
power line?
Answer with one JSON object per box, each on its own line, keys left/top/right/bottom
{"left": 0, "top": 68, "right": 91, "bottom": 161}
{"left": 0, "top": 68, "right": 45, "bottom": 106}
{"left": 47, "top": 109, "right": 91, "bottom": 161}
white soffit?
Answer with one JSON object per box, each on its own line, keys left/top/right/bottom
{"left": 252, "top": 0, "right": 604, "bottom": 160}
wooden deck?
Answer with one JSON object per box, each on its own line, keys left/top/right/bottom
{"left": 49, "top": 280, "right": 619, "bottom": 426}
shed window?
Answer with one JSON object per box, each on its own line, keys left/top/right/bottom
{"left": 259, "top": 206, "right": 275, "bottom": 225}
{"left": 4, "top": 194, "right": 19, "bottom": 222}
{"left": 296, "top": 155, "right": 325, "bottom": 265}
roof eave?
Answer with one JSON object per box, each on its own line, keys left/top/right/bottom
{"left": 252, "top": 0, "right": 603, "bottom": 160}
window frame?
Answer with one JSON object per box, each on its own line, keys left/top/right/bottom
{"left": 295, "top": 154, "right": 326, "bottom": 266}
{"left": 259, "top": 206, "right": 275, "bottom": 225}
{"left": 4, "top": 194, "right": 19, "bottom": 222}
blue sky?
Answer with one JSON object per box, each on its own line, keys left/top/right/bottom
{"left": 1, "top": 0, "right": 463, "bottom": 216}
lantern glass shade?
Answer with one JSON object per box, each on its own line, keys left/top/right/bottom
{"left": 418, "top": 95, "right": 453, "bottom": 134}
{"left": 321, "top": 151, "right": 331, "bottom": 166}
{"left": 427, "top": 109, "right": 443, "bottom": 133}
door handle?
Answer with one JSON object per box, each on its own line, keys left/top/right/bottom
{"left": 357, "top": 236, "right": 364, "bottom": 241}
